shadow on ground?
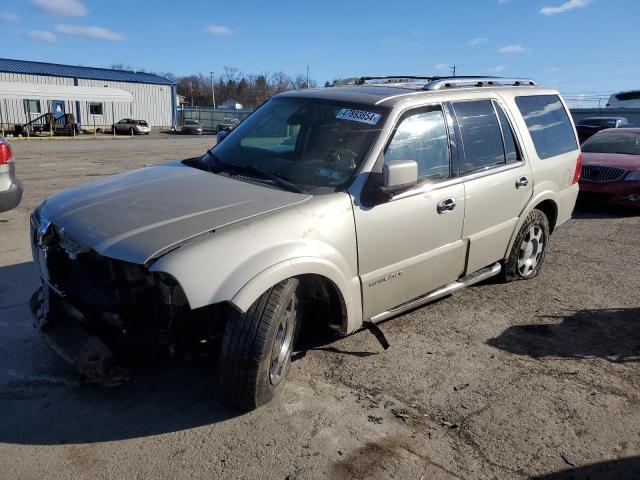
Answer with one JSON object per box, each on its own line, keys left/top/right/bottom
{"left": 531, "top": 456, "right": 640, "bottom": 480}
{"left": 487, "top": 308, "right": 640, "bottom": 363}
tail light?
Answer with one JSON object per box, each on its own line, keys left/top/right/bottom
{"left": 0, "top": 143, "right": 12, "bottom": 165}
{"left": 572, "top": 153, "right": 582, "bottom": 184}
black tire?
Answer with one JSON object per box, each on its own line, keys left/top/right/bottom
{"left": 503, "top": 209, "right": 550, "bottom": 282}
{"left": 219, "top": 278, "right": 300, "bottom": 410}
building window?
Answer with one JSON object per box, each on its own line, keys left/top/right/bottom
{"left": 89, "top": 102, "right": 104, "bottom": 115}
{"left": 24, "top": 99, "right": 41, "bottom": 114}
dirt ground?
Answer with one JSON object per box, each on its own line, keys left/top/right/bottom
{"left": 1, "top": 134, "right": 639, "bottom": 480}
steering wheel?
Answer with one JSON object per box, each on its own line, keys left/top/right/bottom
{"left": 328, "top": 147, "right": 358, "bottom": 169}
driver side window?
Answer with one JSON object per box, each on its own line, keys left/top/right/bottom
{"left": 384, "top": 107, "right": 451, "bottom": 181}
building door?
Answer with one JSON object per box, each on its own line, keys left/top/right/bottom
{"left": 51, "top": 100, "right": 65, "bottom": 124}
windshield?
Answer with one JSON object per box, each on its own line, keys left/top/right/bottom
{"left": 205, "top": 97, "right": 387, "bottom": 193}
{"left": 582, "top": 130, "right": 640, "bottom": 155}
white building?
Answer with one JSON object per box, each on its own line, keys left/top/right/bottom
{"left": 0, "top": 58, "right": 176, "bottom": 128}
{"left": 219, "top": 99, "right": 243, "bottom": 110}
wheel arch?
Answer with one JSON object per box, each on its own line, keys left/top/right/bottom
{"left": 505, "top": 191, "right": 559, "bottom": 258}
{"left": 230, "top": 257, "right": 361, "bottom": 334}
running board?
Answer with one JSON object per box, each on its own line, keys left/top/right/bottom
{"left": 369, "top": 262, "right": 502, "bottom": 324}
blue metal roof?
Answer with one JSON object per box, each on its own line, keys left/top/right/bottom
{"left": 0, "top": 58, "right": 175, "bottom": 85}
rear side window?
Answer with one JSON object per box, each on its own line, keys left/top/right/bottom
{"left": 515, "top": 95, "right": 577, "bottom": 159}
{"left": 452, "top": 100, "right": 506, "bottom": 174}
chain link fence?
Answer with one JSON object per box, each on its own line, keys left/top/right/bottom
{"left": 177, "top": 107, "right": 253, "bottom": 132}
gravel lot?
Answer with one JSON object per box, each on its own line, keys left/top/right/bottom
{"left": 1, "top": 134, "right": 639, "bottom": 480}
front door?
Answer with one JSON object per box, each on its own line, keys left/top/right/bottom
{"left": 51, "top": 100, "right": 65, "bottom": 125}
{"left": 449, "top": 99, "right": 534, "bottom": 274}
{"left": 354, "top": 105, "right": 466, "bottom": 320}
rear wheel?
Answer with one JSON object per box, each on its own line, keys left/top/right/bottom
{"left": 219, "top": 278, "right": 300, "bottom": 410}
{"left": 503, "top": 209, "right": 550, "bottom": 281}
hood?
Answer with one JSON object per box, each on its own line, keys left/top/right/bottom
{"left": 582, "top": 152, "right": 640, "bottom": 170}
{"left": 40, "top": 161, "right": 310, "bottom": 265}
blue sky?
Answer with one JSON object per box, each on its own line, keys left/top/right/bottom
{"left": 1, "top": 0, "right": 638, "bottom": 104}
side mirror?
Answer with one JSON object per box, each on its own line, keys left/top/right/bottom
{"left": 216, "top": 130, "right": 229, "bottom": 144}
{"left": 382, "top": 160, "right": 418, "bottom": 193}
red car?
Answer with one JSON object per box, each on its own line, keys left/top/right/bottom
{"left": 579, "top": 128, "right": 640, "bottom": 209}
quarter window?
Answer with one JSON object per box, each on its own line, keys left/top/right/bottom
{"left": 515, "top": 95, "right": 577, "bottom": 159}
{"left": 384, "top": 107, "right": 450, "bottom": 181}
{"left": 89, "top": 102, "right": 103, "bottom": 115}
{"left": 453, "top": 100, "right": 506, "bottom": 174}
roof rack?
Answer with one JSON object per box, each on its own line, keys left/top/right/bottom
{"left": 423, "top": 77, "right": 537, "bottom": 90}
{"left": 334, "top": 75, "right": 537, "bottom": 90}
{"left": 334, "top": 76, "right": 439, "bottom": 86}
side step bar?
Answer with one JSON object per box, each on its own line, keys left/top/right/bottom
{"left": 369, "top": 262, "right": 502, "bottom": 324}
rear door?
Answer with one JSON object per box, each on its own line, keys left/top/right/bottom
{"left": 450, "top": 99, "right": 533, "bottom": 274}
{"left": 354, "top": 104, "right": 466, "bottom": 319}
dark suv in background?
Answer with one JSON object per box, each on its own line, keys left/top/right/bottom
{"left": 576, "top": 116, "right": 631, "bottom": 143}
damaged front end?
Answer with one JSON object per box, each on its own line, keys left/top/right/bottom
{"left": 29, "top": 213, "right": 220, "bottom": 386}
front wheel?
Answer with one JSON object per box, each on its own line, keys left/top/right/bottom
{"left": 218, "top": 278, "right": 300, "bottom": 410}
{"left": 503, "top": 209, "right": 550, "bottom": 281}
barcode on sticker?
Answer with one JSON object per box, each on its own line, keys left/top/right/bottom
{"left": 336, "top": 108, "right": 382, "bottom": 125}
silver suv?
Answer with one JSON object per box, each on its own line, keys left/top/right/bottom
{"left": 30, "top": 76, "right": 581, "bottom": 409}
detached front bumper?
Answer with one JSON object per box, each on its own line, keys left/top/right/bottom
{"left": 29, "top": 284, "right": 130, "bottom": 386}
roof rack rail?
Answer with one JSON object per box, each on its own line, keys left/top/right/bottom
{"left": 423, "top": 77, "right": 537, "bottom": 90}
{"left": 334, "top": 76, "right": 439, "bottom": 86}
{"left": 333, "top": 75, "right": 538, "bottom": 90}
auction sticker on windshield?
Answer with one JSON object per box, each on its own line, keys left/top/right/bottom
{"left": 336, "top": 108, "right": 382, "bottom": 125}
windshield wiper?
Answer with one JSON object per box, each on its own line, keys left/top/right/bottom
{"left": 220, "top": 163, "right": 304, "bottom": 194}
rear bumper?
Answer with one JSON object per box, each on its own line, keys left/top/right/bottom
{"left": 0, "top": 176, "right": 23, "bottom": 213}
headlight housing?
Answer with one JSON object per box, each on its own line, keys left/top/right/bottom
{"left": 625, "top": 170, "right": 640, "bottom": 181}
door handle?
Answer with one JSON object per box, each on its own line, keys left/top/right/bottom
{"left": 516, "top": 176, "right": 529, "bottom": 188}
{"left": 437, "top": 197, "right": 456, "bottom": 214}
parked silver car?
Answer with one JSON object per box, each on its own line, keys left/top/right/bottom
{"left": 30, "top": 76, "right": 581, "bottom": 410}
{"left": 0, "top": 137, "right": 23, "bottom": 213}
{"left": 112, "top": 118, "right": 151, "bottom": 135}
{"left": 181, "top": 119, "right": 203, "bottom": 135}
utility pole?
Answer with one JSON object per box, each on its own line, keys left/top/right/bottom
{"left": 306, "top": 65, "right": 310, "bottom": 89}
{"left": 450, "top": 65, "right": 456, "bottom": 77}
{"left": 210, "top": 71, "right": 216, "bottom": 109}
